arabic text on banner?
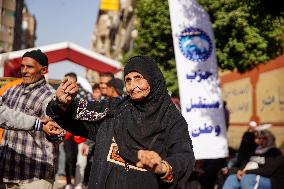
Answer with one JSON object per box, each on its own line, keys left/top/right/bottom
{"left": 168, "top": 0, "right": 228, "bottom": 159}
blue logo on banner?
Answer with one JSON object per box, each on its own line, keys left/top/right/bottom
{"left": 179, "top": 27, "right": 212, "bottom": 62}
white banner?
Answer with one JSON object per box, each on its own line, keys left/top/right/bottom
{"left": 168, "top": 0, "right": 228, "bottom": 159}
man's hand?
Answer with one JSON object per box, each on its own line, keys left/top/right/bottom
{"left": 136, "top": 150, "right": 168, "bottom": 175}
{"left": 237, "top": 170, "right": 245, "bottom": 180}
{"left": 81, "top": 143, "right": 89, "bottom": 156}
{"left": 43, "top": 120, "right": 63, "bottom": 136}
{"left": 55, "top": 77, "right": 78, "bottom": 106}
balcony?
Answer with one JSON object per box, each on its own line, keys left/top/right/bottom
{"left": 0, "top": 30, "right": 13, "bottom": 43}
{"left": 2, "top": 0, "right": 16, "bottom": 11}
{"left": 2, "top": 14, "right": 14, "bottom": 27}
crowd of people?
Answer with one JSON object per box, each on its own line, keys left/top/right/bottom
{"left": 57, "top": 71, "right": 127, "bottom": 189}
{"left": 0, "top": 50, "right": 195, "bottom": 189}
{"left": 0, "top": 49, "right": 283, "bottom": 189}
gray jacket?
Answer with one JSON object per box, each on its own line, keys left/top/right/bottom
{"left": 0, "top": 100, "right": 40, "bottom": 130}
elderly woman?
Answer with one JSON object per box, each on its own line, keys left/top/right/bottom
{"left": 46, "top": 56, "right": 195, "bottom": 189}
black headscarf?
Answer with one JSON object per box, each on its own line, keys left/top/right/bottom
{"left": 114, "top": 55, "right": 172, "bottom": 163}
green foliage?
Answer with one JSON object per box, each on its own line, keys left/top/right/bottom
{"left": 123, "top": 0, "right": 284, "bottom": 95}
{"left": 198, "top": 0, "right": 284, "bottom": 72}
{"left": 122, "top": 0, "right": 178, "bottom": 96}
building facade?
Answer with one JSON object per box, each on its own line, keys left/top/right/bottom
{"left": 0, "top": 0, "right": 16, "bottom": 52}
{"left": 21, "top": 4, "right": 36, "bottom": 49}
{"left": 0, "top": 0, "right": 35, "bottom": 53}
{"left": 220, "top": 55, "right": 284, "bottom": 152}
{"left": 86, "top": 0, "right": 137, "bottom": 83}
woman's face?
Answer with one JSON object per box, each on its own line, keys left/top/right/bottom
{"left": 255, "top": 135, "right": 268, "bottom": 148}
{"left": 125, "top": 72, "right": 150, "bottom": 101}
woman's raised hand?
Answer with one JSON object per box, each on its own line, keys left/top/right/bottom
{"left": 55, "top": 77, "right": 78, "bottom": 107}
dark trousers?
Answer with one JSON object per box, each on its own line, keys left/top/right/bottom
{"left": 64, "top": 137, "right": 78, "bottom": 185}
{"left": 200, "top": 158, "right": 227, "bottom": 189}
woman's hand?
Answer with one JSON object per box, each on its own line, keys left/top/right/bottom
{"left": 55, "top": 77, "right": 78, "bottom": 107}
{"left": 136, "top": 150, "right": 168, "bottom": 175}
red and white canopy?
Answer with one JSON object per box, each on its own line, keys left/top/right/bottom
{"left": 0, "top": 41, "right": 122, "bottom": 77}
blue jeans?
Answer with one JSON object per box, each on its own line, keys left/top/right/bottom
{"left": 223, "top": 174, "right": 271, "bottom": 189}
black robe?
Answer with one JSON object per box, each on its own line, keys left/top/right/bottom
{"left": 47, "top": 55, "right": 195, "bottom": 188}
{"left": 47, "top": 98, "right": 194, "bottom": 189}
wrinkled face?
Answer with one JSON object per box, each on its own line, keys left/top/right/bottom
{"left": 99, "top": 76, "right": 112, "bottom": 96}
{"left": 125, "top": 72, "right": 150, "bottom": 101}
{"left": 21, "top": 57, "right": 47, "bottom": 84}
{"left": 92, "top": 88, "right": 102, "bottom": 101}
